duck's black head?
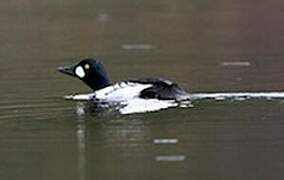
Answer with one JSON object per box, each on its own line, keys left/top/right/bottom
{"left": 58, "top": 58, "right": 111, "bottom": 91}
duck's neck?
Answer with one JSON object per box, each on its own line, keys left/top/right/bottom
{"left": 84, "top": 63, "right": 111, "bottom": 91}
{"left": 86, "top": 74, "right": 111, "bottom": 91}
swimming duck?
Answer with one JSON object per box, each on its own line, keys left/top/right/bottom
{"left": 58, "top": 58, "right": 190, "bottom": 104}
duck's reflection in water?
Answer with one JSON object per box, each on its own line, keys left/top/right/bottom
{"left": 75, "top": 102, "right": 122, "bottom": 180}
{"left": 76, "top": 103, "right": 87, "bottom": 180}
{"left": 75, "top": 101, "right": 120, "bottom": 117}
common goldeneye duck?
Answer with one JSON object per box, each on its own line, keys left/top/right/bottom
{"left": 58, "top": 58, "right": 191, "bottom": 114}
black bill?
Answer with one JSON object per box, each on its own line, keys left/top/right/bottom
{"left": 57, "top": 65, "right": 76, "bottom": 77}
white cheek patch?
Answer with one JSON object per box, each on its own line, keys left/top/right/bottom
{"left": 75, "top": 66, "right": 85, "bottom": 78}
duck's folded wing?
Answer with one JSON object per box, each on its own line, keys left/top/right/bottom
{"left": 130, "top": 78, "right": 189, "bottom": 100}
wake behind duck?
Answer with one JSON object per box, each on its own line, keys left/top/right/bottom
{"left": 58, "top": 58, "right": 284, "bottom": 114}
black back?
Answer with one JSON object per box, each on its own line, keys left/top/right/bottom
{"left": 130, "top": 78, "right": 189, "bottom": 100}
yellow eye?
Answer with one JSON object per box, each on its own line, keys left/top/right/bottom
{"left": 84, "top": 64, "right": 90, "bottom": 70}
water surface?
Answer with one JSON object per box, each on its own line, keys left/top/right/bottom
{"left": 1, "top": 0, "right": 284, "bottom": 179}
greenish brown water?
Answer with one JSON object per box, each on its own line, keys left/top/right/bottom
{"left": 1, "top": 0, "right": 284, "bottom": 179}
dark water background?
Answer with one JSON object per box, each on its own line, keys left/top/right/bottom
{"left": 1, "top": 0, "right": 284, "bottom": 179}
